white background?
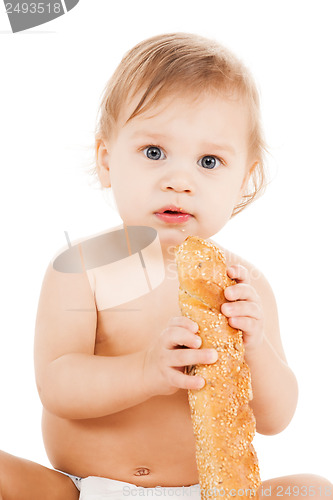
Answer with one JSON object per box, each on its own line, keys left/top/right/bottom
{"left": 0, "top": 0, "right": 332, "bottom": 483}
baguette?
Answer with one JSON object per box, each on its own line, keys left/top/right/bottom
{"left": 175, "top": 236, "right": 261, "bottom": 500}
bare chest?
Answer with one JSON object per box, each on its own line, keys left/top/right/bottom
{"left": 94, "top": 276, "right": 181, "bottom": 356}
{"left": 43, "top": 272, "right": 200, "bottom": 484}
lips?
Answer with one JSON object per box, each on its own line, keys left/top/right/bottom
{"left": 154, "top": 205, "right": 193, "bottom": 224}
{"left": 155, "top": 205, "right": 191, "bottom": 215}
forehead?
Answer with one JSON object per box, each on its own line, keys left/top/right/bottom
{"left": 122, "top": 87, "right": 246, "bottom": 121}
{"left": 116, "top": 91, "right": 250, "bottom": 150}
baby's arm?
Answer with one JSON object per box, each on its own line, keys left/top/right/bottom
{"left": 34, "top": 263, "right": 215, "bottom": 419}
{"left": 34, "top": 262, "right": 150, "bottom": 419}
{"left": 221, "top": 254, "right": 298, "bottom": 435}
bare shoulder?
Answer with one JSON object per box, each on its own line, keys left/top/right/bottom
{"left": 209, "top": 239, "right": 267, "bottom": 288}
{"left": 50, "top": 224, "right": 123, "bottom": 271}
{"left": 210, "top": 240, "right": 287, "bottom": 363}
{"left": 222, "top": 246, "right": 268, "bottom": 290}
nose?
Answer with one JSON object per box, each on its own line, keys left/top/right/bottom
{"left": 160, "top": 165, "right": 195, "bottom": 194}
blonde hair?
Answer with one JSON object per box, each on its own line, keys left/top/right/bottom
{"left": 92, "top": 32, "right": 268, "bottom": 216}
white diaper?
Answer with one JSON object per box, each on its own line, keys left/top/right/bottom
{"left": 78, "top": 476, "right": 201, "bottom": 500}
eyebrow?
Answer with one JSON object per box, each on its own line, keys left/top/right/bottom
{"left": 130, "top": 131, "right": 236, "bottom": 155}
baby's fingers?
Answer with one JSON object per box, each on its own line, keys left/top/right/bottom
{"left": 226, "top": 264, "right": 249, "bottom": 282}
{"left": 227, "top": 316, "right": 258, "bottom": 334}
{"left": 222, "top": 300, "right": 261, "bottom": 320}
{"left": 162, "top": 326, "right": 202, "bottom": 350}
{"left": 167, "top": 316, "right": 198, "bottom": 333}
{"left": 224, "top": 283, "right": 258, "bottom": 302}
{"left": 170, "top": 347, "right": 218, "bottom": 368}
{"left": 169, "top": 370, "right": 205, "bottom": 391}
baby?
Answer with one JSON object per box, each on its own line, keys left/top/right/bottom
{"left": 0, "top": 32, "right": 332, "bottom": 500}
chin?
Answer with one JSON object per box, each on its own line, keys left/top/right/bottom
{"left": 158, "top": 224, "right": 215, "bottom": 241}
{"left": 156, "top": 227, "right": 188, "bottom": 245}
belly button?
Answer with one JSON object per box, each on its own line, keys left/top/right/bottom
{"left": 134, "top": 467, "right": 151, "bottom": 476}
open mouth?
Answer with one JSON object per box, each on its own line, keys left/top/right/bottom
{"left": 163, "top": 210, "right": 184, "bottom": 214}
{"left": 155, "top": 205, "right": 192, "bottom": 215}
{"left": 154, "top": 206, "right": 193, "bottom": 224}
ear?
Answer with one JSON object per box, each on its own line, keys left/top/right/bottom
{"left": 96, "top": 139, "right": 111, "bottom": 188}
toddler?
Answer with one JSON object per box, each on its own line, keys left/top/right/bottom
{"left": 0, "top": 32, "right": 332, "bottom": 500}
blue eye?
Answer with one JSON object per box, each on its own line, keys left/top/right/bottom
{"left": 143, "top": 146, "right": 166, "bottom": 160}
{"left": 198, "top": 156, "right": 221, "bottom": 169}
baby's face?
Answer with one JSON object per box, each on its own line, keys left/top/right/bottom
{"left": 97, "top": 91, "right": 255, "bottom": 249}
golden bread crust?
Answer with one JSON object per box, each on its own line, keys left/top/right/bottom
{"left": 175, "top": 236, "right": 261, "bottom": 500}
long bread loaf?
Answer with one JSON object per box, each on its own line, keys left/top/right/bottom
{"left": 175, "top": 236, "right": 261, "bottom": 500}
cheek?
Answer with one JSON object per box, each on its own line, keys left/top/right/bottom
{"left": 212, "top": 176, "right": 241, "bottom": 203}
{"left": 111, "top": 173, "right": 146, "bottom": 212}
{"left": 204, "top": 174, "right": 244, "bottom": 219}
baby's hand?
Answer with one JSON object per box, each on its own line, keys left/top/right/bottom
{"left": 142, "top": 316, "right": 218, "bottom": 397}
{"left": 221, "top": 265, "right": 264, "bottom": 353}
